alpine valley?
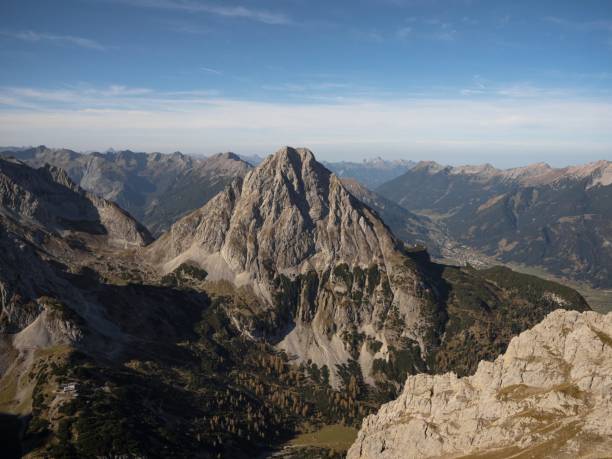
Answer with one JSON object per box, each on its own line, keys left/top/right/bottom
{"left": 376, "top": 160, "right": 612, "bottom": 289}
{"left": 0, "top": 146, "right": 601, "bottom": 458}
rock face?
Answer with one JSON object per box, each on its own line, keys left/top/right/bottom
{"left": 342, "top": 178, "right": 457, "bottom": 260}
{"left": 1, "top": 146, "right": 252, "bottom": 235}
{"left": 147, "top": 147, "right": 437, "bottom": 384}
{"left": 377, "top": 160, "right": 612, "bottom": 287}
{"left": 0, "top": 157, "right": 152, "bottom": 336}
{"left": 348, "top": 309, "right": 612, "bottom": 459}
{"left": 146, "top": 147, "right": 590, "bottom": 387}
{"left": 0, "top": 157, "right": 152, "bottom": 247}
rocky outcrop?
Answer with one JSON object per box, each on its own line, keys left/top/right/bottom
{"left": 348, "top": 309, "right": 612, "bottom": 459}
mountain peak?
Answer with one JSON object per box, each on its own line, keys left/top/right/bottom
{"left": 148, "top": 144, "right": 405, "bottom": 283}
{"left": 215, "top": 151, "right": 241, "bottom": 161}
{"left": 412, "top": 160, "right": 447, "bottom": 174}
{"left": 250, "top": 146, "right": 332, "bottom": 201}
{"left": 267, "top": 146, "right": 317, "bottom": 169}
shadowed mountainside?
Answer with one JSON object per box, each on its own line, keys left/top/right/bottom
{"left": 377, "top": 160, "right": 612, "bottom": 288}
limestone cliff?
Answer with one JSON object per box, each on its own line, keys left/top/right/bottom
{"left": 348, "top": 309, "right": 612, "bottom": 459}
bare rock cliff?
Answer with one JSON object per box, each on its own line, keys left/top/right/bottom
{"left": 348, "top": 309, "right": 612, "bottom": 459}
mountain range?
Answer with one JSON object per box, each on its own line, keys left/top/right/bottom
{"left": 0, "top": 147, "right": 594, "bottom": 458}
{"left": 322, "top": 158, "right": 416, "bottom": 189}
{"left": 9, "top": 147, "right": 609, "bottom": 292}
{"left": 0, "top": 147, "right": 436, "bottom": 254}
{"left": 147, "top": 147, "right": 591, "bottom": 385}
{"left": 1, "top": 146, "right": 251, "bottom": 236}
{"left": 377, "top": 160, "right": 612, "bottom": 288}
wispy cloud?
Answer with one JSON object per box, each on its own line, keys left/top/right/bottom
{"left": 1, "top": 84, "right": 611, "bottom": 162}
{"left": 545, "top": 16, "right": 612, "bottom": 49}
{"left": 201, "top": 66, "right": 222, "bottom": 75}
{"left": 161, "top": 19, "right": 212, "bottom": 35}
{"left": 110, "top": 0, "right": 291, "bottom": 25}
{"left": 0, "top": 30, "right": 107, "bottom": 50}
{"left": 262, "top": 82, "right": 349, "bottom": 92}
{"left": 396, "top": 17, "right": 458, "bottom": 41}
{"left": 396, "top": 26, "right": 412, "bottom": 39}
{"left": 545, "top": 16, "right": 612, "bottom": 33}
{"left": 459, "top": 76, "right": 578, "bottom": 99}
{"left": 0, "top": 84, "right": 219, "bottom": 111}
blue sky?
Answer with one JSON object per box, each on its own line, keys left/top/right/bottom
{"left": 1, "top": 0, "right": 611, "bottom": 166}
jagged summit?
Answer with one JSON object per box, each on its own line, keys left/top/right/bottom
{"left": 147, "top": 145, "right": 397, "bottom": 278}
{"left": 256, "top": 146, "right": 323, "bottom": 183}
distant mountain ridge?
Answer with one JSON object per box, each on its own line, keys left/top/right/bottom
{"left": 1, "top": 146, "right": 252, "bottom": 236}
{"left": 411, "top": 159, "right": 612, "bottom": 187}
{"left": 377, "top": 160, "right": 612, "bottom": 288}
{"left": 323, "top": 157, "right": 416, "bottom": 189}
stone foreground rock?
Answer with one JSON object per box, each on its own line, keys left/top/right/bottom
{"left": 348, "top": 309, "right": 612, "bottom": 459}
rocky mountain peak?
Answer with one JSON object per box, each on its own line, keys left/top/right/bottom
{"left": 215, "top": 151, "right": 241, "bottom": 161}
{"left": 149, "top": 146, "right": 393, "bottom": 276}
{"left": 146, "top": 146, "right": 427, "bottom": 382}
{"left": 238, "top": 146, "right": 334, "bottom": 227}
{"left": 257, "top": 146, "right": 321, "bottom": 181}
{"left": 411, "top": 160, "right": 448, "bottom": 174}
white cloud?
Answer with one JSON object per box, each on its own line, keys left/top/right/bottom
{"left": 396, "top": 26, "right": 412, "bottom": 39}
{"left": 1, "top": 84, "right": 611, "bottom": 164}
{"left": 0, "top": 30, "right": 107, "bottom": 50}
{"left": 460, "top": 79, "right": 576, "bottom": 99}
{"left": 201, "top": 67, "right": 222, "bottom": 75}
{"left": 262, "top": 82, "right": 350, "bottom": 92}
{"left": 396, "top": 17, "right": 458, "bottom": 42}
{"left": 545, "top": 16, "right": 612, "bottom": 33}
{"left": 110, "top": 0, "right": 291, "bottom": 25}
